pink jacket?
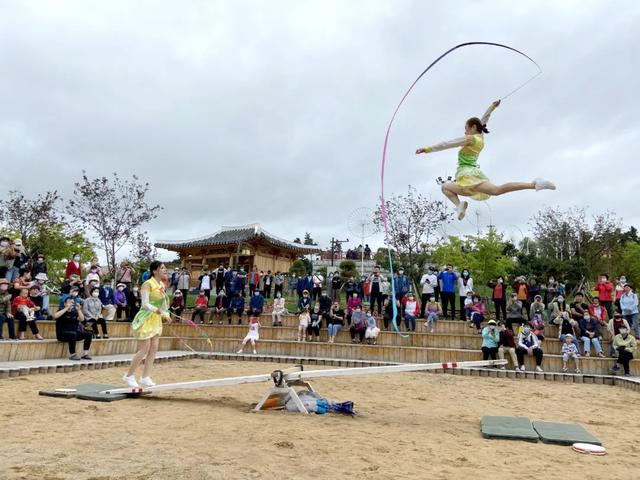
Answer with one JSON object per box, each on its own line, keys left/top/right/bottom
{"left": 347, "top": 296, "right": 362, "bottom": 313}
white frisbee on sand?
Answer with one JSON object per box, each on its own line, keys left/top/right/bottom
{"left": 572, "top": 443, "right": 607, "bottom": 455}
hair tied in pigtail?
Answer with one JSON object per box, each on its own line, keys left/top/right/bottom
{"left": 482, "top": 124, "right": 490, "bottom": 134}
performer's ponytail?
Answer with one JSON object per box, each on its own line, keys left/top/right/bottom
{"left": 466, "top": 117, "right": 489, "bottom": 134}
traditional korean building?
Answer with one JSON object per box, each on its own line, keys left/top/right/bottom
{"left": 155, "top": 224, "right": 320, "bottom": 276}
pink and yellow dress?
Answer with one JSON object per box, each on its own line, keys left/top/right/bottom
{"left": 131, "top": 277, "right": 167, "bottom": 339}
{"left": 423, "top": 103, "right": 496, "bottom": 201}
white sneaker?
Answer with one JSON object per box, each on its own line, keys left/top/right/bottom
{"left": 252, "top": 350, "right": 257, "bottom": 355}
{"left": 519, "top": 365, "right": 526, "bottom": 371}
{"left": 122, "top": 374, "right": 139, "bottom": 388}
{"left": 535, "top": 366, "right": 544, "bottom": 373}
{"left": 236, "top": 349, "right": 243, "bottom": 354}
{"left": 140, "top": 376, "right": 156, "bottom": 387}
{"left": 533, "top": 178, "right": 556, "bottom": 191}
{"left": 456, "top": 201, "right": 468, "bottom": 220}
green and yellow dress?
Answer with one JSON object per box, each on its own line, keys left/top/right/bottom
{"left": 422, "top": 102, "right": 496, "bottom": 201}
{"left": 131, "top": 277, "right": 167, "bottom": 339}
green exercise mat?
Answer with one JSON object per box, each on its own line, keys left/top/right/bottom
{"left": 481, "top": 416, "right": 539, "bottom": 442}
{"left": 532, "top": 421, "right": 601, "bottom": 446}
{"left": 39, "top": 384, "right": 129, "bottom": 402}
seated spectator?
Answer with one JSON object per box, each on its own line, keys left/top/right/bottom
{"left": 28, "top": 286, "right": 45, "bottom": 321}
{"left": 297, "top": 289, "right": 312, "bottom": 313}
{"left": 516, "top": 324, "right": 544, "bottom": 372}
{"left": 497, "top": 320, "right": 517, "bottom": 369}
{"left": 469, "top": 294, "right": 486, "bottom": 334}
{"left": 570, "top": 293, "right": 589, "bottom": 323}
{"left": 83, "top": 286, "right": 108, "bottom": 339}
{"left": 318, "top": 290, "right": 332, "bottom": 316}
{"left": 213, "top": 290, "right": 228, "bottom": 325}
{"left": 607, "top": 313, "right": 630, "bottom": 357}
{"left": 59, "top": 285, "right": 84, "bottom": 310}
{"left": 308, "top": 304, "right": 322, "bottom": 342}
{"left": 529, "top": 295, "right": 546, "bottom": 321}
{"left": 423, "top": 296, "right": 442, "bottom": 333}
{"left": 248, "top": 290, "right": 265, "bottom": 317}
{"left": 114, "top": 283, "right": 128, "bottom": 320}
{"left": 364, "top": 309, "right": 380, "bottom": 345}
{"left": 271, "top": 292, "right": 285, "bottom": 326}
{"left": 561, "top": 334, "right": 580, "bottom": 373}
{"left": 236, "top": 315, "right": 260, "bottom": 355}
{"left": 481, "top": 319, "right": 500, "bottom": 362}
{"left": 0, "top": 279, "right": 16, "bottom": 340}
{"left": 611, "top": 326, "right": 637, "bottom": 377}
{"left": 547, "top": 294, "right": 566, "bottom": 322}
{"left": 579, "top": 314, "right": 605, "bottom": 357}
{"left": 60, "top": 273, "right": 82, "bottom": 295}
{"left": 327, "top": 302, "right": 345, "bottom": 343}
{"left": 506, "top": 294, "right": 523, "bottom": 332}
{"left": 297, "top": 307, "right": 310, "bottom": 342}
{"left": 228, "top": 292, "right": 245, "bottom": 325}
{"left": 530, "top": 311, "right": 545, "bottom": 341}
{"left": 99, "top": 279, "right": 116, "bottom": 321}
{"left": 170, "top": 290, "right": 185, "bottom": 321}
{"left": 346, "top": 292, "right": 362, "bottom": 324}
{"left": 463, "top": 291, "right": 473, "bottom": 320}
{"left": 12, "top": 269, "right": 33, "bottom": 299}
{"left": 191, "top": 291, "right": 209, "bottom": 324}
{"left": 402, "top": 292, "right": 420, "bottom": 332}
{"left": 383, "top": 297, "right": 401, "bottom": 331}
{"left": 12, "top": 288, "right": 43, "bottom": 340}
{"left": 33, "top": 273, "right": 51, "bottom": 318}
{"left": 588, "top": 297, "right": 608, "bottom": 326}
{"left": 554, "top": 311, "right": 581, "bottom": 351}
{"left": 54, "top": 296, "right": 92, "bottom": 360}
{"left": 349, "top": 305, "right": 366, "bottom": 343}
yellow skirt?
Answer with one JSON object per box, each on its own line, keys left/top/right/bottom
{"left": 132, "top": 311, "right": 163, "bottom": 340}
{"left": 456, "top": 166, "right": 490, "bottom": 201}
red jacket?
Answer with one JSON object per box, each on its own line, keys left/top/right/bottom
{"left": 513, "top": 282, "right": 529, "bottom": 301}
{"left": 594, "top": 282, "right": 613, "bottom": 302}
{"left": 588, "top": 304, "right": 608, "bottom": 323}
{"left": 194, "top": 295, "right": 209, "bottom": 309}
{"left": 402, "top": 297, "right": 421, "bottom": 317}
{"left": 12, "top": 296, "right": 36, "bottom": 315}
{"left": 65, "top": 261, "right": 82, "bottom": 279}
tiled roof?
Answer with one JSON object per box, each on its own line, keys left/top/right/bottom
{"left": 155, "top": 224, "right": 320, "bottom": 252}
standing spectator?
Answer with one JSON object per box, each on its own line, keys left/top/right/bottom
{"left": 349, "top": 305, "right": 366, "bottom": 343}
{"left": 257, "top": 271, "right": 265, "bottom": 295}
{"left": 214, "top": 263, "right": 226, "bottom": 294}
{"left": 381, "top": 276, "right": 391, "bottom": 307}
{"left": 346, "top": 292, "right": 362, "bottom": 324}
{"left": 423, "top": 296, "right": 442, "bottom": 333}
{"left": 263, "top": 270, "right": 273, "bottom": 298}
{"left": 369, "top": 266, "right": 384, "bottom": 316}
{"left": 311, "top": 271, "right": 324, "bottom": 301}
{"left": 420, "top": 268, "right": 438, "bottom": 319}
{"left": 595, "top": 274, "right": 614, "bottom": 320}
{"left": 561, "top": 334, "right": 581, "bottom": 373}
{"left": 458, "top": 269, "right": 474, "bottom": 317}
{"left": 0, "top": 279, "right": 16, "bottom": 340}
{"left": 513, "top": 276, "right": 530, "bottom": 320}
{"left": 543, "top": 275, "right": 559, "bottom": 307}
{"left": 607, "top": 313, "right": 630, "bottom": 357}
{"left": 0, "top": 237, "right": 14, "bottom": 280}
{"left": 99, "top": 279, "right": 116, "bottom": 321}
{"left": 327, "top": 302, "right": 345, "bottom": 343}
{"left": 364, "top": 244, "right": 372, "bottom": 260}
{"left": 579, "top": 314, "right": 605, "bottom": 357}
{"left": 615, "top": 276, "right": 627, "bottom": 313}
{"left": 224, "top": 267, "right": 235, "bottom": 296}
{"left": 32, "top": 254, "right": 48, "bottom": 277}
{"left": 65, "top": 254, "right": 82, "bottom": 280}
{"left": 177, "top": 268, "right": 191, "bottom": 304}
{"left": 236, "top": 266, "right": 248, "bottom": 297}
{"left": 527, "top": 278, "right": 541, "bottom": 307}
{"left": 402, "top": 292, "right": 420, "bottom": 332}
{"left": 271, "top": 292, "right": 285, "bottom": 326}
{"left": 497, "top": 320, "right": 518, "bottom": 369}
{"left": 620, "top": 284, "right": 639, "bottom": 339}
{"left": 54, "top": 297, "right": 92, "bottom": 360}
{"left": 8, "top": 240, "right": 28, "bottom": 282}
{"left": 198, "top": 268, "right": 213, "bottom": 301}
{"left": 191, "top": 291, "right": 209, "bottom": 324}
{"left": 114, "top": 283, "right": 128, "bottom": 321}
{"left": 249, "top": 290, "right": 265, "bottom": 317}
{"left": 438, "top": 265, "right": 457, "bottom": 320}
{"left": 588, "top": 297, "right": 608, "bottom": 326}
{"left": 168, "top": 267, "right": 179, "bottom": 295}
{"left": 611, "top": 326, "right": 637, "bottom": 376}
{"left": 469, "top": 294, "right": 486, "bottom": 334}
{"left": 274, "top": 271, "right": 284, "bottom": 297}
{"left": 516, "top": 325, "right": 544, "bottom": 372}
{"left": 12, "top": 288, "right": 43, "bottom": 340}
{"left": 130, "top": 284, "right": 141, "bottom": 321}
{"left": 331, "top": 272, "right": 343, "bottom": 302}
{"left": 288, "top": 273, "right": 298, "bottom": 297}
{"left": 116, "top": 261, "right": 134, "bottom": 290}
{"left": 212, "top": 290, "right": 229, "bottom": 324}
{"left": 481, "top": 319, "right": 500, "bottom": 361}
{"left": 228, "top": 292, "right": 245, "bottom": 325}
{"left": 365, "top": 309, "right": 380, "bottom": 344}
{"left": 298, "top": 273, "right": 314, "bottom": 300}
{"left": 248, "top": 266, "right": 259, "bottom": 296}
{"left": 488, "top": 276, "right": 507, "bottom": 321}
{"left": 343, "top": 276, "right": 357, "bottom": 302}
{"left": 170, "top": 290, "right": 185, "bottom": 320}
{"left": 83, "top": 287, "right": 108, "bottom": 338}
{"left": 394, "top": 269, "right": 410, "bottom": 300}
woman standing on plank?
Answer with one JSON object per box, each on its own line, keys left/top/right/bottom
{"left": 122, "top": 261, "right": 171, "bottom": 388}
{"left": 416, "top": 100, "right": 556, "bottom": 220}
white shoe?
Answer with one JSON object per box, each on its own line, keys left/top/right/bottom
{"left": 533, "top": 178, "right": 556, "bottom": 191}
{"left": 140, "top": 376, "right": 156, "bottom": 387}
{"left": 236, "top": 349, "right": 243, "bottom": 354}
{"left": 252, "top": 350, "right": 257, "bottom": 355}
{"left": 456, "top": 201, "right": 468, "bottom": 220}
{"left": 122, "top": 374, "right": 139, "bottom": 388}
{"left": 535, "top": 366, "right": 544, "bottom": 373}
{"left": 519, "top": 365, "right": 526, "bottom": 371}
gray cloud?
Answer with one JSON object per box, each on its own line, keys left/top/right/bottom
{"left": 0, "top": 0, "right": 638, "bottom": 260}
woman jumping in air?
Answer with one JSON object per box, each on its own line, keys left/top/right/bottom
{"left": 416, "top": 100, "right": 555, "bottom": 220}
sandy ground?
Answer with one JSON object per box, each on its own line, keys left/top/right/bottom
{"left": 1, "top": 360, "right": 639, "bottom": 480}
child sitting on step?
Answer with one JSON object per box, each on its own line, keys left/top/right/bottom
{"left": 298, "top": 307, "right": 310, "bottom": 342}
{"left": 364, "top": 309, "right": 380, "bottom": 345}
{"left": 561, "top": 334, "right": 580, "bottom": 373}
{"left": 424, "top": 296, "right": 442, "bottom": 333}
{"left": 237, "top": 315, "right": 260, "bottom": 355}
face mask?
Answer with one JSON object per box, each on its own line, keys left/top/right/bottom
{"left": 118, "top": 287, "right": 124, "bottom": 291}
{"left": 71, "top": 291, "right": 78, "bottom": 297}
{"left": 92, "top": 292, "right": 99, "bottom": 298}
{"left": 74, "top": 256, "right": 80, "bottom": 262}
{"left": 463, "top": 271, "right": 468, "bottom": 276}
{"left": 489, "top": 325, "right": 495, "bottom": 330}
{"left": 37, "top": 259, "right": 43, "bottom": 263}
{"left": 497, "top": 279, "right": 503, "bottom": 283}
{"left": 133, "top": 288, "right": 138, "bottom": 293}
{"left": 314, "top": 307, "right": 319, "bottom": 312}
{"left": 620, "top": 328, "right": 628, "bottom": 336}
{"left": 254, "top": 292, "right": 259, "bottom": 296}
{"left": 276, "top": 293, "right": 281, "bottom": 298}
{"left": 0, "top": 286, "right": 7, "bottom": 292}
{"left": 0, "top": 241, "right": 7, "bottom": 248}
{"left": 523, "top": 327, "right": 531, "bottom": 335}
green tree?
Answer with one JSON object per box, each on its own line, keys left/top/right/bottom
{"left": 339, "top": 260, "right": 358, "bottom": 279}
{"left": 289, "top": 259, "right": 307, "bottom": 276}
{"left": 303, "top": 232, "right": 317, "bottom": 246}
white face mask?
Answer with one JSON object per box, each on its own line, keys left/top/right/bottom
{"left": 0, "top": 241, "right": 7, "bottom": 248}
{"left": 92, "top": 292, "right": 99, "bottom": 298}
{"left": 71, "top": 291, "right": 78, "bottom": 297}
{"left": 73, "top": 256, "right": 80, "bottom": 262}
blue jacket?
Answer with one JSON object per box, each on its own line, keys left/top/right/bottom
{"left": 481, "top": 327, "right": 500, "bottom": 348}
{"left": 297, "top": 296, "right": 311, "bottom": 311}
{"left": 394, "top": 275, "right": 410, "bottom": 296}
{"left": 438, "top": 271, "right": 458, "bottom": 293}
{"left": 249, "top": 294, "right": 264, "bottom": 311}
{"left": 579, "top": 318, "right": 601, "bottom": 338}
{"left": 230, "top": 296, "right": 244, "bottom": 310}
{"left": 297, "top": 276, "right": 313, "bottom": 296}
{"left": 99, "top": 286, "right": 114, "bottom": 305}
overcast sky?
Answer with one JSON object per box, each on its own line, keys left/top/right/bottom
{"left": 1, "top": 0, "right": 638, "bottom": 261}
